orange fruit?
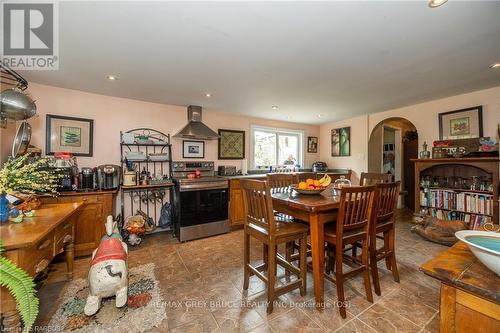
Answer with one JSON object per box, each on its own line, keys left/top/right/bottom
{"left": 298, "top": 182, "right": 308, "bottom": 190}
{"left": 306, "top": 179, "right": 314, "bottom": 186}
{"left": 313, "top": 180, "right": 320, "bottom": 187}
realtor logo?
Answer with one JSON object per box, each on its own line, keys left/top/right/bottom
{"left": 1, "top": 1, "right": 59, "bottom": 70}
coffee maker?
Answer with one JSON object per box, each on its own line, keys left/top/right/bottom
{"left": 80, "top": 167, "right": 96, "bottom": 191}
{"left": 98, "top": 164, "right": 121, "bottom": 190}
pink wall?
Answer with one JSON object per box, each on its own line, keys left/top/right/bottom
{"left": 320, "top": 86, "right": 500, "bottom": 181}
{"left": 14, "top": 83, "right": 320, "bottom": 169}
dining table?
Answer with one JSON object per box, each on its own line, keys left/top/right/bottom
{"left": 271, "top": 190, "right": 340, "bottom": 308}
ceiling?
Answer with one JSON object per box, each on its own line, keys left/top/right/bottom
{"left": 21, "top": 1, "right": 500, "bottom": 124}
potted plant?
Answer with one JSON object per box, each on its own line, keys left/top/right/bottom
{"left": 0, "top": 241, "right": 39, "bottom": 332}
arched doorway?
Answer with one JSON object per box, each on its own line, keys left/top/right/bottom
{"left": 368, "top": 117, "right": 418, "bottom": 210}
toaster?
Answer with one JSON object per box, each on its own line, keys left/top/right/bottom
{"left": 218, "top": 165, "right": 237, "bottom": 176}
{"left": 312, "top": 161, "right": 328, "bottom": 172}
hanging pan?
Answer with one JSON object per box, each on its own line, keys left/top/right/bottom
{"left": 12, "top": 121, "right": 32, "bottom": 158}
{"left": 0, "top": 88, "right": 36, "bottom": 120}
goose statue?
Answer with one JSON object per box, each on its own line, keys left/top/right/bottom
{"left": 84, "top": 216, "right": 128, "bottom": 316}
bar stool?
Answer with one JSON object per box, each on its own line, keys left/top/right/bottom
{"left": 359, "top": 172, "right": 392, "bottom": 185}
{"left": 324, "top": 185, "right": 377, "bottom": 318}
{"left": 241, "top": 179, "right": 308, "bottom": 314}
{"left": 369, "top": 181, "right": 401, "bottom": 296}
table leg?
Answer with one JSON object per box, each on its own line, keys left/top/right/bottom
{"left": 309, "top": 213, "right": 325, "bottom": 309}
{"left": 2, "top": 310, "right": 22, "bottom": 332}
{"left": 64, "top": 235, "right": 74, "bottom": 281}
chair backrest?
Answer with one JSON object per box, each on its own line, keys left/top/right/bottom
{"left": 297, "top": 172, "right": 317, "bottom": 182}
{"left": 336, "top": 185, "right": 377, "bottom": 240}
{"left": 266, "top": 173, "right": 298, "bottom": 193}
{"left": 240, "top": 179, "right": 276, "bottom": 234}
{"left": 360, "top": 172, "right": 393, "bottom": 186}
{"left": 375, "top": 181, "right": 400, "bottom": 223}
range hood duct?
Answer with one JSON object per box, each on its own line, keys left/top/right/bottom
{"left": 174, "top": 105, "right": 219, "bottom": 140}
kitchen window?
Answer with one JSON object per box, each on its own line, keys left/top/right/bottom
{"left": 251, "top": 126, "right": 304, "bottom": 169}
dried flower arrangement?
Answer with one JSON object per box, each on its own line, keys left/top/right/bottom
{"left": 0, "top": 154, "right": 61, "bottom": 195}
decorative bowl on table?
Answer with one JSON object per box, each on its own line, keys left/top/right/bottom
{"left": 290, "top": 184, "right": 325, "bottom": 195}
{"left": 455, "top": 230, "right": 500, "bottom": 276}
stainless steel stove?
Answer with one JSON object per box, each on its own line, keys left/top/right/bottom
{"left": 172, "top": 161, "right": 229, "bottom": 241}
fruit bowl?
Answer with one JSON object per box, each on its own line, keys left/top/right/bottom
{"left": 290, "top": 184, "right": 326, "bottom": 195}
{"left": 455, "top": 230, "right": 500, "bottom": 276}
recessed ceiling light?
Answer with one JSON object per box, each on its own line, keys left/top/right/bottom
{"left": 428, "top": 0, "right": 448, "bottom": 8}
{"left": 271, "top": 105, "right": 278, "bottom": 110}
{"left": 205, "top": 93, "right": 212, "bottom": 98}
{"left": 106, "top": 75, "right": 117, "bottom": 81}
{"left": 317, "top": 114, "right": 322, "bottom": 118}
{"left": 489, "top": 63, "right": 500, "bottom": 69}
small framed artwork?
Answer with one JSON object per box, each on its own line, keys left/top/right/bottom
{"left": 183, "top": 140, "right": 205, "bottom": 158}
{"left": 46, "top": 115, "right": 94, "bottom": 156}
{"left": 438, "top": 106, "right": 483, "bottom": 140}
{"left": 218, "top": 129, "right": 245, "bottom": 159}
{"left": 331, "top": 127, "right": 350, "bottom": 157}
{"left": 307, "top": 136, "right": 318, "bottom": 153}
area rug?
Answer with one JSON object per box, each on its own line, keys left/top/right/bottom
{"left": 48, "top": 263, "right": 166, "bottom": 332}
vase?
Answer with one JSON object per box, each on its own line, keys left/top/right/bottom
{"left": 0, "top": 193, "right": 9, "bottom": 224}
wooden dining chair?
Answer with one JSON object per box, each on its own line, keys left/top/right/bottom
{"left": 359, "top": 172, "right": 392, "bottom": 185}
{"left": 266, "top": 173, "right": 297, "bottom": 194}
{"left": 324, "top": 185, "right": 377, "bottom": 318}
{"left": 369, "top": 181, "right": 401, "bottom": 296}
{"left": 297, "top": 172, "right": 317, "bottom": 182}
{"left": 241, "top": 179, "right": 308, "bottom": 314}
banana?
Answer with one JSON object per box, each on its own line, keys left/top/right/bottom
{"left": 318, "top": 174, "right": 328, "bottom": 184}
{"left": 320, "top": 174, "right": 331, "bottom": 187}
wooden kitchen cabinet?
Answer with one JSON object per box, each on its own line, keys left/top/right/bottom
{"left": 229, "top": 179, "right": 246, "bottom": 226}
{"left": 41, "top": 191, "right": 117, "bottom": 257}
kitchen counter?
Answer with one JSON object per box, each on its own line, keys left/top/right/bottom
{"left": 57, "top": 189, "right": 119, "bottom": 196}
{"left": 221, "top": 169, "right": 351, "bottom": 180}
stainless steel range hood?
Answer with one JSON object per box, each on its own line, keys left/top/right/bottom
{"left": 174, "top": 105, "right": 219, "bottom": 140}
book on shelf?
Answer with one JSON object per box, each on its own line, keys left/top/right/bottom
{"left": 420, "top": 189, "right": 493, "bottom": 216}
{"left": 423, "top": 207, "right": 492, "bottom": 230}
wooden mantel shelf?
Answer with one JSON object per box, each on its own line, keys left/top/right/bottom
{"left": 411, "top": 157, "right": 500, "bottom": 163}
{"left": 421, "top": 241, "right": 500, "bottom": 303}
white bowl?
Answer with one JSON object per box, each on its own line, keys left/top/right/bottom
{"left": 455, "top": 230, "right": 500, "bottom": 276}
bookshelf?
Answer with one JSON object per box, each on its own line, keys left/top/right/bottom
{"left": 412, "top": 158, "right": 499, "bottom": 228}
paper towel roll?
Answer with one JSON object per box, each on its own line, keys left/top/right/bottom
{"left": 241, "top": 159, "right": 248, "bottom": 175}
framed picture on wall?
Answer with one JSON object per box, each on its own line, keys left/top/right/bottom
{"left": 46, "top": 115, "right": 94, "bottom": 156}
{"left": 331, "top": 127, "right": 350, "bottom": 156}
{"left": 307, "top": 136, "right": 318, "bottom": 153}
{"left": 438, "top": 106, "right": 483, "bottom": 140}
{"left": 218, "top": 129, "right": 245, "bottom": 159}
{"left": 183, "top": 140, "right": 205, "bottom": 158}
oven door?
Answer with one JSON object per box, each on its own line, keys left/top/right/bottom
{"left": 179, "top": 188, "right": 228, "bottom": 227}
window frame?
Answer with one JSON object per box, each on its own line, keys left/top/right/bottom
{"left": 250, "top": 125, "right": 304, "bottom": 170}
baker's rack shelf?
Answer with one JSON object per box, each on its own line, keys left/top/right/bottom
{"left": 119, "top": 128, "right": 174, "bottom": 238}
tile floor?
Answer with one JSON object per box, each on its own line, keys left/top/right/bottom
{"left": 37, "top": 210, "right": 446, "bottom": 333}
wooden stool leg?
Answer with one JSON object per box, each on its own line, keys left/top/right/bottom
{"left": 335, "top": 245, "right": 347, "bottom": 319}
{"left": 362, "top": 239, "right": 373, "bottom": 303}
{"left": 388, "top": 228, "right": 400, "bottom": 282}
{"left": 370, "top": 236, "right": 381, "bottom": 296}
{"left": 285, "top": 242, "right": 293, "bottom": 282}
{"left": 267, "top": 242, "right": 276, "bottom": 314}
{"left": 243, "top": 232, "right": 250, "bottom": 290}
{"left": 2, "top": 310, "right": 22, "bottom": 333}
{"left": 383, "top": 231, "right": 391, "bottom": 270}
{"left": 299, "top": 235, "right": 307, "bottom": 296}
